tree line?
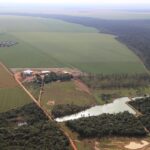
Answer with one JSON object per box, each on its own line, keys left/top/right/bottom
{"left": 52, "top": 104, "right": 89, "bottom": 118}
{"left": 80, "top": 74, "right": 150, "bottom": 89}
{"left": 35, "top": 72, "right": 73, "bottom": 85}
{"left": 129, "top": 97, "right": 150, "bottom": 131}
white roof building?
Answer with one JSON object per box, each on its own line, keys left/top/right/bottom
{"left": 23, "top": 69, "right": 33, "bottom": 75}
{"left": 41, "top": 71, "right": 50, "bottom": 74}
{"left": 18, "top": 122, "right": 28, "bottom": 127}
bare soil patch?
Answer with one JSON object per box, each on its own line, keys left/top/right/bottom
{"left": 94, "top": 141, "right": 100, "bottom": 150}
{"left": 47, "top": 100, "right": 55, "bottom": 106}
{"left": 125, "top": 140, "right": 149, "bottom": 150}
{"left": 97, "top": 137, "right": 150, "bottom": 150}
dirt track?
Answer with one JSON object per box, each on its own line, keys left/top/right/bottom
{"left": 0, "top": 62, "right": 78, "bottom": 150}
{"left": 12, "top": 67, "right": 78, "bottom": 150}
{"left": 74, "top": 79, "right": 91, "bottom": 95}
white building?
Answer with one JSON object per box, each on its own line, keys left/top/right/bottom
{"left": 23, "top": 69, "right": 33, "bottom": 76}
{"left": 41, "top": 71, "right": 50, "bottom": 74}
{"left": 18, "top": 121, "right": 28, "bottom": 127}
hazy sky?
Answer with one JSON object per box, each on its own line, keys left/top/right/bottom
{"left": 0, "top": 0, "right": 150, "bottom": 4}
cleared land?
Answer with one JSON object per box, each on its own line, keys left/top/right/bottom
{"left": 0, "top": 63, "right": 31, "bottom": 112}
{"left": 0, "top": 15, "right": 147, "bottom": 74}
{"left": 41, "top": 81, "right": 96, "bottom": 108}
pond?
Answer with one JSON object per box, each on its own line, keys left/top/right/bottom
{"left": 55, "top": 97, "right": 136, "bottom": 122}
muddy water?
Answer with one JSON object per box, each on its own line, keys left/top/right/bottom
{"left": 55, "top": 97, "right": 136, "bottom": 122}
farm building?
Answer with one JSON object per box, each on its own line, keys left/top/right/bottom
{"left": 23, "top": 70, "right": 33, "bottom": 76}
{"left": 41, "top": 70, "right": 50, "bottom": 75}
{"left": 17, "top": 121, "right": 28, "bottom": 127}
{"left": 63, "top": 70, "right": 70, "bottom": 74}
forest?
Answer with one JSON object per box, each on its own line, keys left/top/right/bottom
{"left": 0, "top": 103, "right": 69, "bottom": 150}
{"left": 80, "top": 74, "right": 150, "bottom": 89}
{"left": 52, "top": 104, "right": 89, "bottom": 118}
{"left": 129, "top": 97, "right": 150, "bottom": 114}
{"left": 66, "top": 112, "right": 147, "bottom": 138}
{"left": 129, "top": 97, "right": 150, "bottom": 131}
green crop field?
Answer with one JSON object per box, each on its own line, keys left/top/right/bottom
{"left": 0, "top": 15, "right": 147, "bottom": 74}
{"left": 0, "top": 64, "right": 31, "bottom": 112}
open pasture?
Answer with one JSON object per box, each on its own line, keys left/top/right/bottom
{"left": 0, "top": 63, "right": 31, "bottom": 112}
{"left": 41, "top": 81, "right": 96, "bottom": 108}
{"left": 0, "top": 15, "right": 147, "bottom": 74}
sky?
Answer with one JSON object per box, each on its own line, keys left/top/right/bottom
{"left": 0, "top": 0, "right": 150, "bottom": 4}
{"left": 0, "top": 0, "right": 149, "bottom": 12}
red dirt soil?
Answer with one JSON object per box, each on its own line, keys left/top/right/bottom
{"left": 74, "top": 79, "right": 91, "bottom": 95}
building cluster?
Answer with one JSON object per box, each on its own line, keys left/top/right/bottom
{"left": 22, "top": 69, "right": 71, "bottom": 77}
{"left": 0, "top": 41, "right": 18, "bottom": 47}
{"left": 20, "top": 69, "right": 74, "bottom": 83}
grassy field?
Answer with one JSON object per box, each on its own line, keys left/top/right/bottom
{"left": 93, "top": 87, "right": 150, "bottom": 105}
{"left": 0, "top": 15, "right": 97, "bottom": 32}
{"left": 41, "top": 81, "right": 96, "bottom": 109}
{"left": 0, "top": 64, "right": 31, "bottom": 112}
{"left": 0, "top": 15, "right": 147, "bottom": 74}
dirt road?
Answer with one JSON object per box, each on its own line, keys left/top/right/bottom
{"left": 12, "top": 67, "right": 78, "bottom": 150}
{"left": 74, "top": 79, "right": 91, "bottom": 94}
{"left": 0, "top": 62, "right": 78, "bottom": 150}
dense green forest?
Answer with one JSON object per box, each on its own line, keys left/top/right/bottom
{"left": 80, "top": 74, "right": 150, "bottom": 89}
{"left": 139, "top": 114, "right": 150, "bottom": 132}
{"left": 66, "top": 112, "right": 146, "bottom": 138}
{"left": 129, "top": 97, "right": 150, "bottom": 114}
{"left": 0, "top": 103, "right": 69, "bottom": 150}
{"left": 52, "top": 104, "right": 89, "bottom": 118}
{"left": 0, "top": 103, "right": 47, "bottom": 127}
{"left": 129, "top": 97, "right": 150, "bottom": 131}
